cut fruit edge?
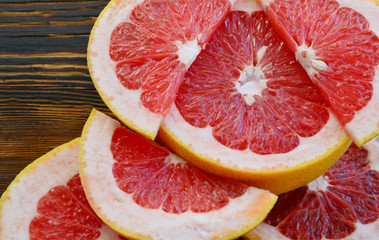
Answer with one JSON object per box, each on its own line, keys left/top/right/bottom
{"left": 244, "top": 136, "right": 379, "bottom": 240}
{"left": 259, "top": 0, "right": 379, "bottom": 146}
{"left": 0, "top": 138, "right": 119, "bottom": 239}
{"left": 79, "top": 108, "right": 278, "bottom": 240}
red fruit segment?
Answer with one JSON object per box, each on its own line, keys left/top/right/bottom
{"left": 29, "top": 174, "right": 103, "bottom": 240}
{"left": 111, "top": 127, "right": 248, "bottom": 214}
{"left": 175, "top": 11, "right": 329, "bottom": 155}
{"left": 263, "top": 143, "right": 379, "bottom": 240}
{"left": 263, "top": 0, "right": 379, "bottom": 125}
{"left": 109, "top": 0, "right": 232, "bottom": 115}
{"left": 29, "top": 216, "right": 101, "bottom": 240}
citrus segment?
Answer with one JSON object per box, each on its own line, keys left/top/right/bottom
{"left": 112, "top": 127, "right": 248, "bottom": 213}
{"left": 0, "top": 139, "right": 119, "bottom": 240}
{"left": 159, "top": 1, "right": 350, "bottom": 194}
{"left": 259, "top": 0, "right": 379, "bottom": 145}
{"left": 245, "top": 137, "right": 379, "bottom": 240}
{"left": 79, "top": 109, "right": 277, "bottom": 240}
{"left": 88, "top": 0, "right": 236, "bottom": 139}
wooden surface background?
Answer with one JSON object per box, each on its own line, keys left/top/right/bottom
{"left": 0, "top": 0, "right": 112, "bottom": 194}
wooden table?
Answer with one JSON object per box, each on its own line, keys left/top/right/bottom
{"left": 0, "top": 0, "right": 111, "bottom": 194}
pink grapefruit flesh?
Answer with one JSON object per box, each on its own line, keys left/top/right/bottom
{"left": 259, "top": 0, "right": 379, "bottom": 146}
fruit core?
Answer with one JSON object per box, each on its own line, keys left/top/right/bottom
{"left": 176, "top": 39, "right": 201, "bottom": 68}
{"left": 296, "top": 45, "right": 328, "bottom": 74}
{"left": 236, "top": 46, "right": 268, "bottom": 106}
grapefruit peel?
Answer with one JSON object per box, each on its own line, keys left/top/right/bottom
{"left": 79, "top": 109, "right": 277, "bottom": 240}
{"left": 158, "top": 1, "right": 351, "bottom": 195}
{"left": 0, "top": 139, "right": 119, "bottom": 240}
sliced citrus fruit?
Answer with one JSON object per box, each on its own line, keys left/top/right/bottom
{"left": 158, "top": 0, "right": 351, "bottom": 194}
{"left": 245, "top": 137, "right": 379, "bottom": 240}
{"left": 87, "top": 0, "right": 237, "bottom": 140}
{"left": 258, "top": 0, "right": 379, "bottom": 146}
{"left": 0, "top": 139, "right": 120, "bottom": 239}
{"left": 79, "top": 109, "right": 277, "bottom": 240}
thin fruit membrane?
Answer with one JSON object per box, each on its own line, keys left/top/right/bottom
{"left": 109, "top": 0, "right": 232, "bottom": 115}
{"left": 175, "top": 11, "right": 329, "bottom": 155}
{"left": 264, "top": 143, "right": 379, "bottom": 240}
{"left": 111, "top": 127, "right": 248, "bottom": 213}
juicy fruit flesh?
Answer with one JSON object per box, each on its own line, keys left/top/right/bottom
{"left": 29, "top": 174, "right": 103, "bottom": 240}
{"left": 175, "top": 11, "right": 329, "bottom": 155}
{"left": 264, "top": 143, "right": 379, "bottom": 240}
{"left": 266, "top": 0, "right": 379, "bottom": 125}
{"left": 109, "top": 0, "right": 231, "bottom": 116}
{"left": 111, "top": 127, "right": 248, "bottom": 213}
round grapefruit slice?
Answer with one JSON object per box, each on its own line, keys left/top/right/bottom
{"left": 158, "top": 1, "right": 351, "bottom": 194}
{"left": 87, "top": 0, "right": 237, "bottom": 140}
{"left": 79, "top": 109, "right": 277, "bottom": 240}
{"left": 258, "top": 0, "right": 379, "bottom": 146}
{"left": 0, "top": 139, "right": 120, "bottom": 240}
{"left": 245, "top": 137, "right": 379, "bottom": 240}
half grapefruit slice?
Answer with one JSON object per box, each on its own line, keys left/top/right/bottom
{"left": 259, "top": 0, "right": 379, "bottom": 146}
{"left": 159, "top": 1, "right": 351, "bottom": 194}
{"left": 88, "top": 0, "right": 236, "bottom": 140}
{"left": 245, "top": 137, "right": 379, "bottom": 240}
{"left": 0, "top": 139, "right": 120, "bottom": 240}
{"left": 79, "top": 109, "right": 277, "bottom": 240}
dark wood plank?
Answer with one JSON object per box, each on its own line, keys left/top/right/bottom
{"left": 0, "top": 0, "right": 110, "bottom": 195}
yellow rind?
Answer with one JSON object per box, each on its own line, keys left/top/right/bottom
{"left": 79, "top": 109, "right": 278, "bottom": 240}
{"left": 0, "top": 138, "right": 80, "bottom": 235}
{"left": 158, "top": 125, "right": 352, "bottom": 195}
{"left": 87, "top": 0, "right": 156, "bottom": 141}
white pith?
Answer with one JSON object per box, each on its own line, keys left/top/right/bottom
{"left": 247, "top": 136, "right": 379, "bottom": 240}
{"left": 307, "top": 175, "right": 329, "bottom": 192}
{"left": 236, "top": 46, "right": 268, "bottom": 105}
{"left": 0, "top": 139, "right": 118, "bottom": 240}
{"left": 232, "top": 0, "right": 262, "bottom": 14}
{"left": 80, "top": 110, "right": 277, "bottom": 240}
{"left": 176, "top": 40, "right": 202, "bottom": 69}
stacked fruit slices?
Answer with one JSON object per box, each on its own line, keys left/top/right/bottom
{"left": 1, "top": 0, "right": 379, "bottom": 239}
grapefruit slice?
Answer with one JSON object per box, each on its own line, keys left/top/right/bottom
{"left": 0, "top": 139, "right": 120, "bottom": 240}
{"left": 87, "top": 0, "right": 237, "bottom": 140}
{"left": 258, "top": 0, "right": 379, "bottom": 146}
{"left": 245, "top": 137, "right": 379, "bottom": 240}
{"left": 79, "top": 109, "right": 277, "bottom": 240}
{"left": 158, "top": 1, "right": 351, "bottom": 194}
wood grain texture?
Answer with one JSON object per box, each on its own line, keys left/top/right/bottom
{"left": 0, "top": 0, "right": 111, "bottom": 194}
